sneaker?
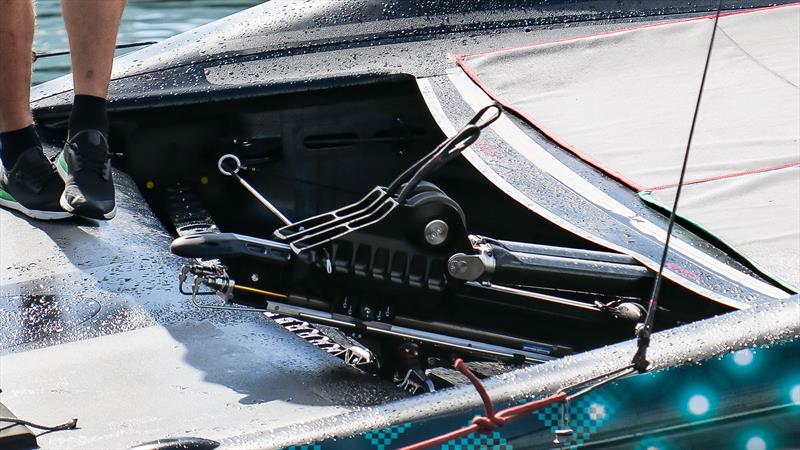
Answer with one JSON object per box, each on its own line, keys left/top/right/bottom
{"left": 55, "top": 129, "right": 116, "bottom": 220}
{"left": 0, "top": 147, "right": 73, "bottom": 220}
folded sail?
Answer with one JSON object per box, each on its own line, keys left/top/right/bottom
{"left": 458, "top": 4, "right": 800, "bottom": 289}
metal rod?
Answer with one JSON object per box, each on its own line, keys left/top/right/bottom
{"left": 473, "top": 282, "right": 602, "bottom": 312}
{"left": 233, "top": 284, "right": 288, "bottom": 299}
{"left": 218, "top": 154, "right": 292, "bottom": 226}
{"left": 231, "top": 172, "right": 292, "bottom": 226}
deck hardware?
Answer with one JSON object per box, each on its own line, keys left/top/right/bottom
{"left": 397, "top": 367, "right": 435, "bottom": 394}
{"left": 341, "top": 346, "right": 374, "bottom": 367}
{"left": 447, "top": 253, "right": 491, "bottom": 280}
{"left": 552, "top": 401, "right": 574, "bottom": 445}
{"left": 217, "top": 153, "right": 292, "bottom": 226}
{"left": 451, "top": 236, "right": 653, "bottom": 297}
{"left": 178, "top": 264, "right": 221, "bottom": 296}
{"left": 273, "top": 103, "right": 502, "bottom": 253}
{"left": 596, "top": 299, "right": 646, "bottom": 322}
{"left": 424, "top": 219, "right": 449, "bottom": 245}
{"left": 182, "top": 263, "right": 279, "bottom": 313}
{"left": 179, "top": 263, "right": 379, "bottom": 370}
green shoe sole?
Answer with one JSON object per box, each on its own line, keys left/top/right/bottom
{"left": 0, "top": 186, "right": 73, "bottom": 220}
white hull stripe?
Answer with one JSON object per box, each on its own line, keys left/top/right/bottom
{"left": 417, "top": 73, "right": 789, "bottom": 305}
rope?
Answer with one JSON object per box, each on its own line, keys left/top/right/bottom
{"left": 0, "top": 417, "right": 78, "bottom": 432}
{"left": 32, "top": 40, "right": 157, "bottom": 62}
{"left": 398, "top": 359, "right": 567, "bottom": 450}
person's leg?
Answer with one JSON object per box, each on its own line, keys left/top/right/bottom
{"left": 61, "top": 0, "right": 126, "bottom": 135}
{"left": 56, "top": 0, "right": 125, "bottom": 220}
{"left": 0, "top": 0, "right": 71, "bottom": 220}
{"left": 0, "top": 0, "right": 37, "bottom": 165}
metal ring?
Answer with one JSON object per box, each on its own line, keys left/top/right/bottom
{"left": 218, "top": 154, "right": 241, "bottom": 176}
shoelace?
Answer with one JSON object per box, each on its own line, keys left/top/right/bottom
{"left": 68, "top": 138, "right": 110, "bottom": 178}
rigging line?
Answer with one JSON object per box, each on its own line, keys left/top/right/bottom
{"left": 564, "top": 366, "right": 636, "bottom": 401}
{"left": 32, "top": 41, "right": 157, "bottom": 62}
{"left": 0, "top": 417, "right": 78, "bottom": 432}
{"left": 632, "top": 0, "right": 723, "bottom": 372}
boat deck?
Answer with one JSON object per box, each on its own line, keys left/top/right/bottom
{"left": 0, "top": 160, "right": 404, "bottom": 449}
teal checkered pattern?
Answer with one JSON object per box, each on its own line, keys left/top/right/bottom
{"left": 441, "top": 431, "right": 512, "bottom": 450}
{"left": 365, "top": 422, "right": 413, "bottom": 449}
{"left": 284, "top": 445, "right": 321, "bottom": 450}
{"left": 533, "top": 392, "right": 616, "bottom": 449}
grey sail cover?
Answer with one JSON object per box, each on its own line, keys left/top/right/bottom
{"left": 458, "top": 4, "right": 800, "bottom": 289}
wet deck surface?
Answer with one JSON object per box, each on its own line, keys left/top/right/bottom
{"left": 0, "top": 167, "right": 404, "bottom": 449}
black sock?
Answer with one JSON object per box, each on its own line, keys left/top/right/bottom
{"left": 68, "top": 94, "right": 109, "bottom": 138}
{"left": 0, "top": 125, "right": 41, "bottom": 169}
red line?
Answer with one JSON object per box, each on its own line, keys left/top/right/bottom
{"left": 397, "top": 393, "right": 567, "bottom": 450}
{"left": 398, "top": 359, "right": 568, "bottom": 450}
{"left": 455, "top": 3, "right": 800, "bottom": 193}
{"left": 647, "top": 162, "right": 800, "bottom": 191}
{"left": 398, "top": 423, "right": 481, "bottom": 450}
{"left": 454, "top": 359, "right": 496, "bottom": 419}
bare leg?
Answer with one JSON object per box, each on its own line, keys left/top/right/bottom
{"left": 57, "top": 0, "right": 125, "bottom": 220}
{"left": 0, "top": 2, "right": 70, "bottom": 219}
{"left": 61, "top": 0, "right": 126, "bottom": 98}
{"left": 0, "top": 0, "right": 35, "bottom": 132}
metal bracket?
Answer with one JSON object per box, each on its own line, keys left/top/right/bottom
{"left": 396, "top": 368, "right": 435, "bottom": 395}
{"left": 179, "top": 263, "right": 270, "bottom": 313}
{"left": 272, "top": 103, "right": 503, "bottom": 254}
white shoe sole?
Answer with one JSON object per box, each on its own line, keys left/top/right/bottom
{"left": 0, "top": 196, "right": 73, "bottom": 220}
{"left": 55, "top": 151, "right": 117, "bottom": 220}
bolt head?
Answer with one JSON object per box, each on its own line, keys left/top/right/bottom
{"left": 449, "top": 259, "right": 468, "bottom": 275}
{"left": 424, "top": 219, "right": 449, "bottom": 246}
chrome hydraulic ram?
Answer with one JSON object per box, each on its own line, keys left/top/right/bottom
{"left": 448, "top": 236, "right": 654, "bottom": 298}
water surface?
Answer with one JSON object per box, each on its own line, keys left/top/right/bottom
{"left": 33, "top": 0, "right": 263, "bottom": 84}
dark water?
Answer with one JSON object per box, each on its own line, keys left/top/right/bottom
{"left": 33, "top": 0, "right": 263, "bottom": 85}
